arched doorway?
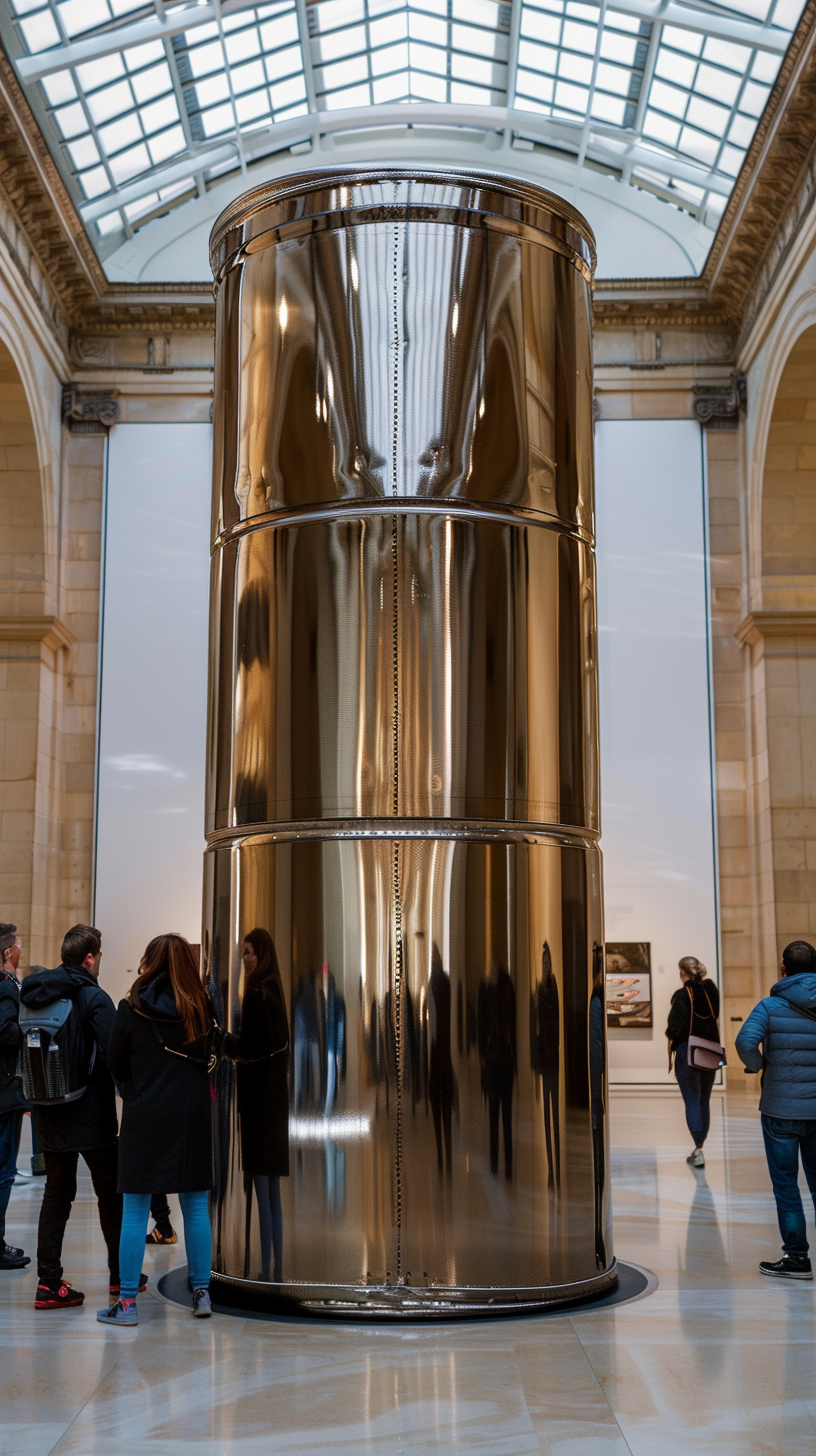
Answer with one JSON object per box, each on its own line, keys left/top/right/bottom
{"left": 758, "top": 323, "right": 816, "bottom": 960}
{"left": 0, "top": 339, "right": 68, "bottom": 968}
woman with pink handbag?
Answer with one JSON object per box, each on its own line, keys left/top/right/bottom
{"left": 666, "top": 958, "right": 725, "bottom": 1169}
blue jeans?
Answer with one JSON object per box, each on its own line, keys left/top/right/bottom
{"left": 0, "top": 1110, "right": 23, "bottom": 1243}
{"left": 761, "top": 1115, "right": 816, "bottom": 1256}
{"left": 119, "top": 1191, "right": 211, "bottom": 1298}
{"left": 674, "top": 1040, "right": 716, "bottom": 1146}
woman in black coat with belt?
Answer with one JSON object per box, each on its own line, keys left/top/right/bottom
{"left": 99, "top": 933, "right": 218, "bottom": 1325}
{"left": 223, "top": 929, "right": 289, "bottom": 1283}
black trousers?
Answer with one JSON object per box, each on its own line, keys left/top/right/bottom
{"left": 150, "top": 1192, "right": 172, "bottom": 1227}
{"left": 37, "top": 1144, "right": 122, "bottom": 1285}
{"left": 487, "top": 1068, "right": 514, "bottom": 1178}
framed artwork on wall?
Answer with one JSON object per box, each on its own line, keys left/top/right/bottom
{"left": 605, "top": 943, "right": 653, "bottom": 1029}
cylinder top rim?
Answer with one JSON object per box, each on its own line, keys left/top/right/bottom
{"left": 209, "top": 164, "right": 596, "bottom": 280}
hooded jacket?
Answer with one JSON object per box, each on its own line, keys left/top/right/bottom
{"left": 736, "top": 972, "right": 816, "bottom": 1119}
{"left": 20, "top": 964, "right": 118, "bottom": 1150}
{"left": 107, "top": 970, "right": 216, "bottom": 1193}
{"left": 0, "top": 968, "right": 26, "bottom": 1115}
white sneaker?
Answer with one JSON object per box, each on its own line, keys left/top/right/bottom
{"left": 686, "top": 1148, "right": 705, "bottom": 1168}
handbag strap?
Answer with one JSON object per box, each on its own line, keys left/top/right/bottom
{"left": 778, "top": 997, "right": 816, "bottom": 1024}
{"left": 687, "top": 983, "right": 717, "bottom": 1032}
{"left": 150, "top": 1018, "right": 217, "bottom": 1074}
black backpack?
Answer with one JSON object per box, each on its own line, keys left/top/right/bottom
{"left": 19, "top": 991, "right": 96, "bottom": 1104}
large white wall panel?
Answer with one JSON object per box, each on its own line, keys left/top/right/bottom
{"left": 595, "top": 419, "right": 719, "bottom": 1086}
{"left": 95, "top": 423, "right": 211, "bottom": 1009}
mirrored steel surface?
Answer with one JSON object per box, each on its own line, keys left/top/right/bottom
{"left": 205, "top": 167, "right": 611, "bottom": 1314}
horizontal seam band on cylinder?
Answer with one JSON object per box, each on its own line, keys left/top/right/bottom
{"left": 218, "top": 209, "right": 592, "bottom": 284}
{"left": 204, "top": 819, "right": 601, "bottom": 849}
{"left": 212, "top": 497, "right": 595, "bottom": 555}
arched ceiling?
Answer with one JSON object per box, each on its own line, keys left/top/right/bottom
{"left": 0, "top": 0, "right": 807, "bottom": 282}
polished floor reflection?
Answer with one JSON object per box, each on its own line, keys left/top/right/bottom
{"left": 2, "top": 1084, "right": 813, "bottom": 1455}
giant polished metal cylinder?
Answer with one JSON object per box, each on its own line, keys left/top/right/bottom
{"left": 205, "top": 169, "right": 613, "bottom": 1314}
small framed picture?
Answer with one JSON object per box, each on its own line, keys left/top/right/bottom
{"left": 605, "top": 942, "right": 652, "bottom": 1029}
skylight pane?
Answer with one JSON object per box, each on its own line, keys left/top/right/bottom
{"left": 41, "top": 70, "right": 77, "bottom": 106}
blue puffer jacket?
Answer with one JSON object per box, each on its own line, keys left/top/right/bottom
{"left": 736, "top": 972, "right": 816, "bottom": 1118}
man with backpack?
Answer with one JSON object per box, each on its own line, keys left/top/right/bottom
{"left": 20, "top": 924, "right": 132, "bottom": 1309}
{"left": 736, "top": 939, "right": 816, "bottom": 1280}
{"left": 0, "top": 923, "right": 30, "bottom": 1269}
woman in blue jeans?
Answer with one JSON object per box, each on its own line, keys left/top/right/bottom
{"left": 666, "top": 957, "right": 720, "bottom": 1169}
{"left": 100, "top": 934, "right": 219, "bottom": 1325}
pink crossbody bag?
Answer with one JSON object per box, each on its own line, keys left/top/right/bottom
{"left": 687, "top": 985, "right": 727, "bottom": 1069}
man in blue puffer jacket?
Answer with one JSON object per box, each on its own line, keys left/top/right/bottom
{"left": 736, "top": 939, "right": 816, "bottom": 1280}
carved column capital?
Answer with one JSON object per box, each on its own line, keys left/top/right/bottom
{"left": 61, "top": 384, "right": 120, "bottom": 434}
{"left": 692, "top": 373, "right": 746, "bottom": 429}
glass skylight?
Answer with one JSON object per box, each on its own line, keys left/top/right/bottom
{"left": 0, "top": 0, "right": 807, "bottom": 259}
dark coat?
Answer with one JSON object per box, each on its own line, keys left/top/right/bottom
{"left": 107, "top": 971, "right": 216, "bottom": 1194}
{"left": 666, "top": 981, "right": 720, "bottom": 1053}
{"left": 20, "top": 965, "right": 118, "bottom": 1151}
{"left": 736, "top": 972, "right": 816, "bottom": 1118}
{"left": 0, "top": 970, "right": 26, "bottom": 1115}
{"left": 224, "top": 975, "right": 289, "bottom": 1178}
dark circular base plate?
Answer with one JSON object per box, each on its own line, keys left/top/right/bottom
{"left": 157, "top": 1260, "right": 655, "bottom": 1324}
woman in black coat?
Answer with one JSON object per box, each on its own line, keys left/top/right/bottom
{"left": 666, "top": 955, "right": 721, "bottom": 1169}
{"left": 100, "top": 933, "right": 218, "bottom": 1325}
{"left": 223, "top": 929, "right": 289, "bottom": 1282}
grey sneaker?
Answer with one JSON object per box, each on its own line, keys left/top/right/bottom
{"left": 687, "top": 1148, "right": 705, "bottom": 1168}
{"left": 97, "top": 1299, "right": 138, "bottom": 1326}
{"left": 192, "top": 1288, "right": 212, "bottom": 1318}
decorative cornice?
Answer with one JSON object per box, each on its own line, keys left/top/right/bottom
{"left": 0, "top": 45, "right": 215, "bottom": 338}
{"left": 0, "top": 615, "right": 75, "bottom": 651}
{"left": 736, "top": 611, "right": 816, "bottom": 646}
{"left": 593, "top": 0, "right": 816, "bottom": 336}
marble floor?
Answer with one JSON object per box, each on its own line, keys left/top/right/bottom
{"left": 2, "top": 1085, "right": 814, "bottom": 1455}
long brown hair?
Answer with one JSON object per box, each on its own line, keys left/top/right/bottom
{"left": 243, "top": 929, "right": 287, "bottom": 1018}
{"left": 132, "top": 934, "right": 210, "bottom": 1045}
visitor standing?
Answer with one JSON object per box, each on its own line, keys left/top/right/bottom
{"left": 102, "top": 933, "right": 218, "bottom": 1324}
{"left": 21, "top": 925, "right": 131, "bottom": 1309}
{"left": 0, "top": 923, "right": 29, "bottom": 1269}
{"left": 737, "top": 939, "right": 816, "bottom": 1280}
{"left": 666, "top": 957, "right": 722, "bottom": 1168}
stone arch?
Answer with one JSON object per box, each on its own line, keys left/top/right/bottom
{"left": 752, "top": 320, "right": 816, "bottom": 961}
{"left": 760, "top": 324, "right": 816, "bottom": 594}
{"left": 0, "top": 334, "right": 61, "bottom": 968}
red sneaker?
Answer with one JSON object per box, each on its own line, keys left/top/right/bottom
{"left": 35, "top": 1280, "right": 85, "bottom": 1309}
{"left": 109, "top": 1273, "right": 148, "bottom": 1298}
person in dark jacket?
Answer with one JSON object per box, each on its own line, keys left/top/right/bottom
{"left": 102, "top": 932, "right": 218, "bottom": 1324}
{"left": 0, "top": 923, "right": 30, "bottom": 1269}
{"left": 666, "top": 956, "right": 721, "bottom": 1169}
{"left": 222, "top": 929, "right": 289, "bottom": 1282}
{"left": 21, "top": 924, "right": 127, "bottom": 1309}
{"left": 478, "top": 962, "right": 517, "bottom": 1179}
{"left": 427, "top": 944, "right": 454, "bottom": 1176}
{"left": 736, "top": 939, "right": 816, "bottom": 1281}
{"left": 530, "top": 941, "right": 560, "bottom": 1190}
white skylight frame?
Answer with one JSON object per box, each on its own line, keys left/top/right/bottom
{"left": 0, "top": 0, "right": 806, "bottom": 258}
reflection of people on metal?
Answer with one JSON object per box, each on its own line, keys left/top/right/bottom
{"left": 321, "top": 962, "right": 346, "bottom": 1116}
{"left": 224, "top": 930, "right": 290, "bottom": 1283}
{"left": 478, "top": 963, "right": 516, "bottom": 1179}
{"left": 293, "top": 969, "right": 320, "bottom": 1111}
{"left": 589, "top": 943, "right": 607, "bottom": 1270}
{"left": 428, "top": 944, "right": 454, "bottom": 1175}
{"left": 531, "top": 941, "right": 560, "bottom": 1190}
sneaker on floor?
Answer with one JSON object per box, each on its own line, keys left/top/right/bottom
{"left": 97, "top": 1299, "right": 138, "bottom": 1326}
{"left": 146, "top": 1225, "right": 177, "bottom": 1246}
{"left": 14, "top": 1168, "right": 34, "bottom": 1182}
{"left": 109, "top": 1273, "right": 148, "bottom": 1298}
{"left": 686, "top": 1148, "right": 705, "bottom": 1168}
{"left": 759, "top": 1254, "right": 813, "bottom": 1280}
{"left": 35, "top": 1280, "right": 84, "bottom": 1309}
{"left": 192, "top": 1288, "right": 212, "bottom": 1318}
{"left": 0, "top": 1243, "right": 30, "bottom": 1269}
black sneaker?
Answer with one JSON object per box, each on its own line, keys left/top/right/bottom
{"left": 759, "top": 1254, "right": 813, "bottom": 1280}
{"left": 35, "top": 1280, "right": 85, "bottom": 1309}
{"left": 109, "top": 1273, "right": 148, "bottom": 1298}
{"left": 0, "top": 1243, "right": 30, "bottom": 1270}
